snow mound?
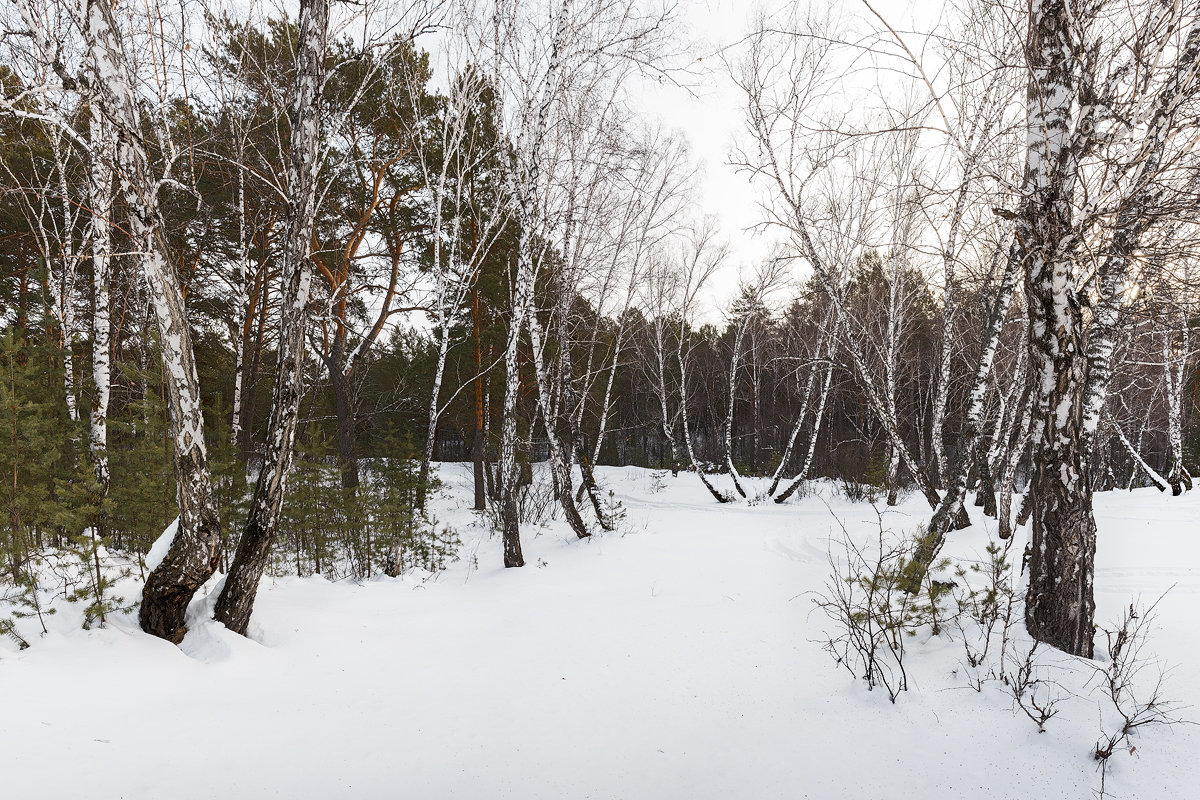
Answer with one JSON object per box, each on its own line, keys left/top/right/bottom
{"left": 144, "top": 517, "right": 180, "bottom": 572}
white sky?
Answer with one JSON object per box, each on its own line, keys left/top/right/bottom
{"left": 628, "top": 0, "right": 931, "bottom": 319}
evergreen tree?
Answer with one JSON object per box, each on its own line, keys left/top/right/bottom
{"left": 106, "top": 366, "right": 177, "bottom": 555}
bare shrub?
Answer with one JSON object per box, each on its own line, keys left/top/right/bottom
{"left": 1091, "top": 596, "right": 1185, "bottom": 796}
{"left": 484, "top": 469, "right": 558, "bottom": 532}
{"left": 813, "top": 510, "right": 945, "bottom": 703}
{"left": 1002, "top": 641, "right": 1068, "bottom": 732}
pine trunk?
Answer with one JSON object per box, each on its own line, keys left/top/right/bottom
{"left": 472, "top": 287, "right": 487, "bottom": 510}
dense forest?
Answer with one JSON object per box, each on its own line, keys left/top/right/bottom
{"left": 1, "top": 0, "right": 1198, "bottom": 662}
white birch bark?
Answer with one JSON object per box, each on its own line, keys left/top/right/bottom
{"left": 496, "top": 0, "right": 572, "bottom": 567}
{"left": 527, "top": 310, "right": 591, "bottom": 537}
{"left": 49, "top": 130, "right": 81, "bottom": 424}
{"left": 1163, "top": 307, "right": 1192, "bottom": 494}
{"left": 773, "top": 361, "right": 833, "bottom": 504}
{"left": 768, "top": 321, "right": 830, "bottom": 496}
{"left": 215, "top": 0, "right": 329, "bottom": 633}
{"left": 904, "top": 237, "right": 1023, "bottom": 584}
{"left": 997, "top": 384, "right": 1033, "bottom": 540}
{"left": 1019, "top": 0, "right": 1097, "bottom": 658}
{"left": 882, "top": 208, "right": 911, "bottom": 507}
{"left": 230, "top": 165, "right": 249, "bottom": 450}
{"left": 72, "top": 0, "right": 224, "bottom": 642}
{"left": 1107, "top": 415, "right": 1170, "bottom": 493}
{"left": 589, "top": 321, "right": 625, "bottom": 469}
{"left": 675, "top": 327, "right": 731, "bottom": 503}
{"left": 928, "top": 118, "right": 994, "bottom": 488}
{"left": 736, "top": 53, "right": 943, "bottom": 510}
{"left": 87, "top": 101, "right": 113, "bottom": 492}
{"left": 1079, "top": 19, "right": 1200, "bottom": 454}
{"left": 722, "top": 306, "right": 752, "bottom": 499}
{"left": 651, "top": 315, "right": 680, "bottom": 471}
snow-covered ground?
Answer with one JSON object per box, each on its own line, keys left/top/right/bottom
{"left": 3, "top": 465, "right": 1197, "bottom": 799}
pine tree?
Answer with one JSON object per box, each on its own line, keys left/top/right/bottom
{"left": 377, "top": 426, "right": 457, "bottom": 576}
{"left": 277, "top": 433, "right": 341, "bottom": 577}
{"left": 0, "top": 323, "right": 92, "bottom": 639}
{"left": 106, "top": 368, "right": 177, "bottom": 556}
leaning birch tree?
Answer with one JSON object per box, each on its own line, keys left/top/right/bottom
{"left": 214, "top": 0, "right": 331, "bottom": 634}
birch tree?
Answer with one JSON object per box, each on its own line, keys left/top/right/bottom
{"left": 214, "top": 0, "right": 331, "bottom": 634}
{"left": 663, "top": 221, "right": 731, "bottom": 502}
{"left": 733, "top": 18, "right": 948, "bottom": 514}
{"left": 720, "top": 259, "right": 785, "bottom": 498}
{"left": 399, "top": 38, "right": 511, "bottom": 513}
{"left": 1017, "top": 0, "right": 1200, "bottom": 657}
{"left": 768, "top": 307, "right": 834, "bottom": 501}
{"left": 36, "top": 0, "right": 231, "bottom": 642}
{"left": 487, "top": 0, "right": 679, "bottom": 565}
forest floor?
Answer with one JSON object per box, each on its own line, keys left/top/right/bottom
{"left": 3, "top": 465, "right": 1198, "bottom": 799}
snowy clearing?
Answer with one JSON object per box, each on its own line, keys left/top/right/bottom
{"left": 3, "top": 465, "right": 1198, "bottom": 799}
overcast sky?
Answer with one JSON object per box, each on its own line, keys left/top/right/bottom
{"left": 630, "top": 0, "right": 930, "bottom": 319}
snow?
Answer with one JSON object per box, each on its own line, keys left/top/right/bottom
{"left": 3, "top": 465, "right": 1199, "bottom": 799}
{"left": 144, "top": 517, "right": 179, "bottom": 573}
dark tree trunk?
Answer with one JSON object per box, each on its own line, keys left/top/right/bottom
{"left": 472, "top": 287, "right": 486, "bottom": 510}
{"left": 1025, "top": 452, "right": 1096, "bottom": 658}
{"left": 472, "top": 428, "right": 486, "bottom": 510}
{"left": 977, "top": 456, "right": 998, "bottom": 518}
{"left": 239, "top": 280, "right": 270, "bottom": 463}
{"left": 328, "top": 335, "right": 360, "bottom": 490}
{"left": 575, "top": 439, "right": 609, "bottom": 530}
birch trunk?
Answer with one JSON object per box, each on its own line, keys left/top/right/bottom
{"left": 1079, "top": 20, "right": 1200, "bottom": 455}
{"left": 723, "top": 314, "right": 750, "bottom": 498}
{"left": 215, "top": 0, "right": 328, "bottom": 635}
{"left": 584, "top": 305, "right": 630, "bottom": 468}
{"left": 928, "top": 131, "right": 991, "bottom": 488}
{"left": 652, "top": 318, "right": 680, "bottom": 473}
{"left": 676, "top": 327, "right": 731, "bottom": 503}
{"left": 81, "top": 0, "right": 222, "bottom": 642}
{"left": 230, "top": 167, "right": 249, "bottom": 450}
{"left": 49, "top": 132, "right": 80, "bottom": 424}
{"left": 764, "top": 177, "right": 941, "bottom": 509}
{"left": 774, "top": 362, "right": 832, "bottom": 503}
{"left": 528, "top": 312, "right": 590, "bottom": 538}
{"left": 589, "top": 331, "right": 622, "bottom": 468}
{"left": 1163, "top": 310, "right": 1192, "bottom": 495}
{"left": 1108, "top": 416, "right": 1170, "bottom": 493}
{"left": 417, "top": 312, "right": 450, "bottom": 511}
{"left": 1020, "top": 0, "right": 1095, "bottom": 658}
{"left": 882, "top": 237, "right": 906, "bottom": 506}
{"left": 768, "top": 325, "right": 829, "bottom": 496}
{"left": 997, "top": 386, "right": 1033, "bottom": 540}
{"left": 572, "top": 321, "right": 618, "bottom": 525}
{"left": 88, "top": 102, "right": 114, "bottom": 493}
{"left": 497, "top": 0, "right": 571, "bottom": 567}
{"left": 906, "top": 237, "right": 1022, "bottom": 584}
